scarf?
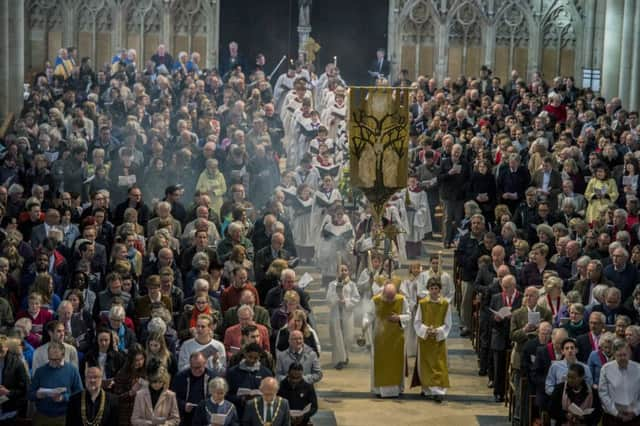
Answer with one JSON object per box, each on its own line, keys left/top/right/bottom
{"left": 116, "top": 324, "right": 126, "bottom": 352}
{"left": 191, "top": 305, "right": 212, "bottom": 328}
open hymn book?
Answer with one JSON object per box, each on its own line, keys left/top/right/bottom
{"left": 236, "top": 388, "right": 262, "bottom": 397}
{"left": 290, "top": 404, "right": 312, "bottom": 418}
{"left": 568, "top": 403, "right": 594, "bottom": 416}
{"left": 489, "top": 306, "right": 512, "bottom": 319}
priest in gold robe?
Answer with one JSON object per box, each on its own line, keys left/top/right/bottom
{"left": 413, "top": 277, "right": 452, "bottom": 402}
{"left": 363, "top": 282, "right": 410, "bottom": 398}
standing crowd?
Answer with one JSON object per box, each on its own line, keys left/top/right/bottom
{"left": 0, "top": 38, "right": 638, "bottom": 426}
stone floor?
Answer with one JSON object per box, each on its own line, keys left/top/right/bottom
{"left": 300, "top": 240, "right": 511, "bottom": 426}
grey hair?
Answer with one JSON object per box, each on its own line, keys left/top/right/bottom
{"left": 109, "top": 304, "right": 125, "bottom": 321}
{"left": 612, "top": 338, "right": 630, "bottom": 354}
{"left": 576, "top": 256, "right": 591, "bottom": 267}
{"left": 237, "top": 304, "right": 254, "bottom": 318}
{"left": 147, "top": 317, "right": 167, "bottom": 335}
{"left": 192, "top": 252, "right": 210, "bottom": 269}
{"left": 208, "top": 377, "right": 229, "bottom": 393}
{"left": 599, "top": 331, "right": 616, "bottom": 347}
{"left": 193, "top": 278, "right": 209, "bottom": 292}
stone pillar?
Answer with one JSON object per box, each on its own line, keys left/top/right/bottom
{"left": 601, "top": 0, "right": 624, "bottom": 99}
{"left": 297, "top": 0, "right": 312, "bottom": 61}
{"left": 0, "top": 0, "right": 9, "bottom": 121}
{"left": 205, "top": 0, "right": 220, "bottom": 69}
{"left": 482, "top": 23, "right": 496, "bottom": 70}
{"left": 582, "top": 0, "right": 596, "bottom": 70}
{"left": 61, "top": 2, "right": 77, "bottom": 49}
{"left": 386, "top": 0, "right": 400, "bottom": 82}
{"left": 160, "top": 0, "right": 173, "bottom": 53}
{"left": 592, "top": 0, "right": 607, "bottom": 70}
{"left": 433, "top": 21, "right": 448, "bottom": 84}
{"left": 526, "top": 28, "right": 542, "bottom": 79}
{"left": 5, "top": 0, "right": 25, "bottom": 118}
{"left": 618, "top": 0, "right": 635, "bottom": 107}
{"left": 630, "top": 0, "right": 640, "bottom": 110}
{"left": 111, "top": 1, "right": 128, "bottom": 54}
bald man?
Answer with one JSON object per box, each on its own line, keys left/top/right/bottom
{"left": 363, "top": 283, "right": 410, "bottom": 398}
{"left": 242, "top": 377, "right": 291, "bottom": 426}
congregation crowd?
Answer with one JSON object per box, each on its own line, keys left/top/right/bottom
{"left": 0, "top": 34, "right": 638, "bottom": 426}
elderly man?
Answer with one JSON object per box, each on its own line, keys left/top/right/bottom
{"left": 455, "top": 213, "right": 485, "bottom": 337}
{"left": 439, "top": 143, "right": 471, "bottom": 248}
{"left": 264, "top": 268, "right": 312, "bottom": 315}
{"left": 490, "top": 274, "right": 522, "bottom": 402}
{"left": 254, "top": 232, "right": 292, "bottom": 287}
{"left": 603, "top": 247, "right": 639, "bottom": 301}
{"left": 598, "top": 340, "right": 640, "bottom": 425}
{"left": 32, "top": 320, "right": 79, "bottom": 372}
{"left": 576, "top": 311, "right": 606, "bottom": 363}
{"left": 221, "top": 266, "right": 260, "bottom": 312}
{"left": 574, "top": 259, "right": 613, "bottom": 305}
{"left": 65, "top": 366, "right": 119, "bottom": 426}
{"left": 242, "top": 377, "right": 291, "bottom": 426}
{"left": 147, "top": 201, "right": 183, "bottom": 238}
{"left": 592, "top": 287, "right": 638, "bottom": 325}
{"left": 170, "top": 351, "right": 215, "bottom": 426}
{"left": 510, "top": 286, "right": 553, "bottom": 372}
{"left": 533, "top": 327, "right": 568, "bottom": 412}
{"left": 275, "top": 330, "right": 322, "bottom": 385}
{"left": 224, "top": 305, "right": 270, "bottom": 358}
{"left": 142, "top": 246, "right": 183, "bottom": 289}
{"left": 181, "top": 206, "right": 221, "bottom": 247}
{"left": 223, "top": 289, "right": 271, "bottom": 332}
{"left": 217, "top": 221, "right": 254, "bottom": 262}
{"left": 28, "top": 342, "right": 83, "bottom": 425}
{"left": 363, "top": 282, "right": 410, "bottom": 398}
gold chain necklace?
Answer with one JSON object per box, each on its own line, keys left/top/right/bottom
{"left": 254, "top": 397, "right": 281, "bottom": 426}
{"left": 81, "top": 390, "right": 106, "bottom": 426}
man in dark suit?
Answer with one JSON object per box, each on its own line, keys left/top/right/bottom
{"left": 496, "top": 153, "right": 531, "bottom": 214}
{"left": 66, "top": 366, "right": 119, "bottom": 426}
{"left": 367, "top": 48, "right": 390, "bottom": 83}
{"left": 30, "top": 208, "right": 60, "bottom": 249}
{"left": 254, "top": 232, "right": 291, "bottom": 288}
{"left": 242, "top": 377, "right": 291, "bottom": 426}
{"left": 521, "top": 321, "right": 553, "bottom": 419}
{"left": 490, "top": 274, "right": 523, "bottom": 402}
{"left": 150, "top": 44, "right": 174, "bottom": 71}
{"left": 533, "top": 327, "right": 567, "bottom": 412}
{"left": 219, "top": 41, "right": 247, "bottom": 79}
{"left": 439, "top": 143, "right": 470, "bottom": 247}
{"left": 575, "top": 311, "right": 606, "bottom": 363}
{"left": 531, "top": 157, "right": 563, "bottom": 211}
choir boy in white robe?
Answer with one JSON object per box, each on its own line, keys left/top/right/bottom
{"left": 400, "top": 261, "right": 423, "bottom": 357}
{"left": 327, "top": 264, "right": 360, "bottom": 369}
{"left": 418, "top": 254, "right": 455, "bottom": 302}
{"left": 321, "top": 86, "right": 347, "bottom": 140}
{"left": 289, "top": 184, "right": 315, "bottom": 263}
{"left": 317, "top": 207, "right": 353, "bottom": 285}
{"left": 402, "top": 175, "right": 432, "bottom": 259}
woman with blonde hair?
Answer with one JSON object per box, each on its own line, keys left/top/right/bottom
{"left": 131, "top": 366, "right": 180, "bottom": 425}
{"left": 146, "top": 331, "right": 177, "bottom": 375}
{"left": 273, "top": 308, "right": 321, "bottom": 356}
{"left": 538, "top": 276, "right": 567, "bottom": 322}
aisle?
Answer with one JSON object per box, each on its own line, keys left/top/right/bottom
{"left": 297, "top": 241, "right": 510, "bottom": 426}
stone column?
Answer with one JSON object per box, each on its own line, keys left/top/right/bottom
{"left": 160, "top": 0, "right": 174, "bottom": 53}
{"left": 582, "top": 0, "right": 596, "bottom": 70}
{"left": 6, "top": 0, "right": 25, "bottom": 117}
{"left": 111, "top": 1, "right": 128, "bottom": 54}
{"left": 433, "top": 20, "right": 448, "bottom": 84}
{"left": 61, "top": 1, "right": 77, "bottom": 49}
{"left": 591, "top": 0, "right": 607, "bottom": 70}
{"left": 0, "top": 0, "right": 9, "bottom": 120}
{"left": 526, "top": 27, "right": 542, "bottom": 79}
{"left": 386, "top": 0, "right": 400, "bottom": 81}
{"left": 297, "top": 0, "right": 312, "bottom": 61}
{"left": 630, "top": 0, "right": 640, "bottom": 110}
{"left": 618, "top": 0, "right": 635, "bottom": 107}
{"left": 482, "top": 23, "right": 496, "bottom": 70}
{"left": 601, "top": 0, "right": 624, "bottom": 99}
{"left": 205, "top": 0, "right": 220, "bottom": 69}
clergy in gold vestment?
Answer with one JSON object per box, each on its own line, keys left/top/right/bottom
{"left": 363, "top": 282, "right": 410, "bottom": 398}
{"left": 413, "top": 277, "right": 452, "bottom": 402}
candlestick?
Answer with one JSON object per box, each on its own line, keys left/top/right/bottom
{"left": 333, "top": 56, "right": 337, "bottom": 67}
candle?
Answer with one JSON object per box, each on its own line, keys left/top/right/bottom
{"left": 333, "top": 56, "right": 337, "bottom": 67}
